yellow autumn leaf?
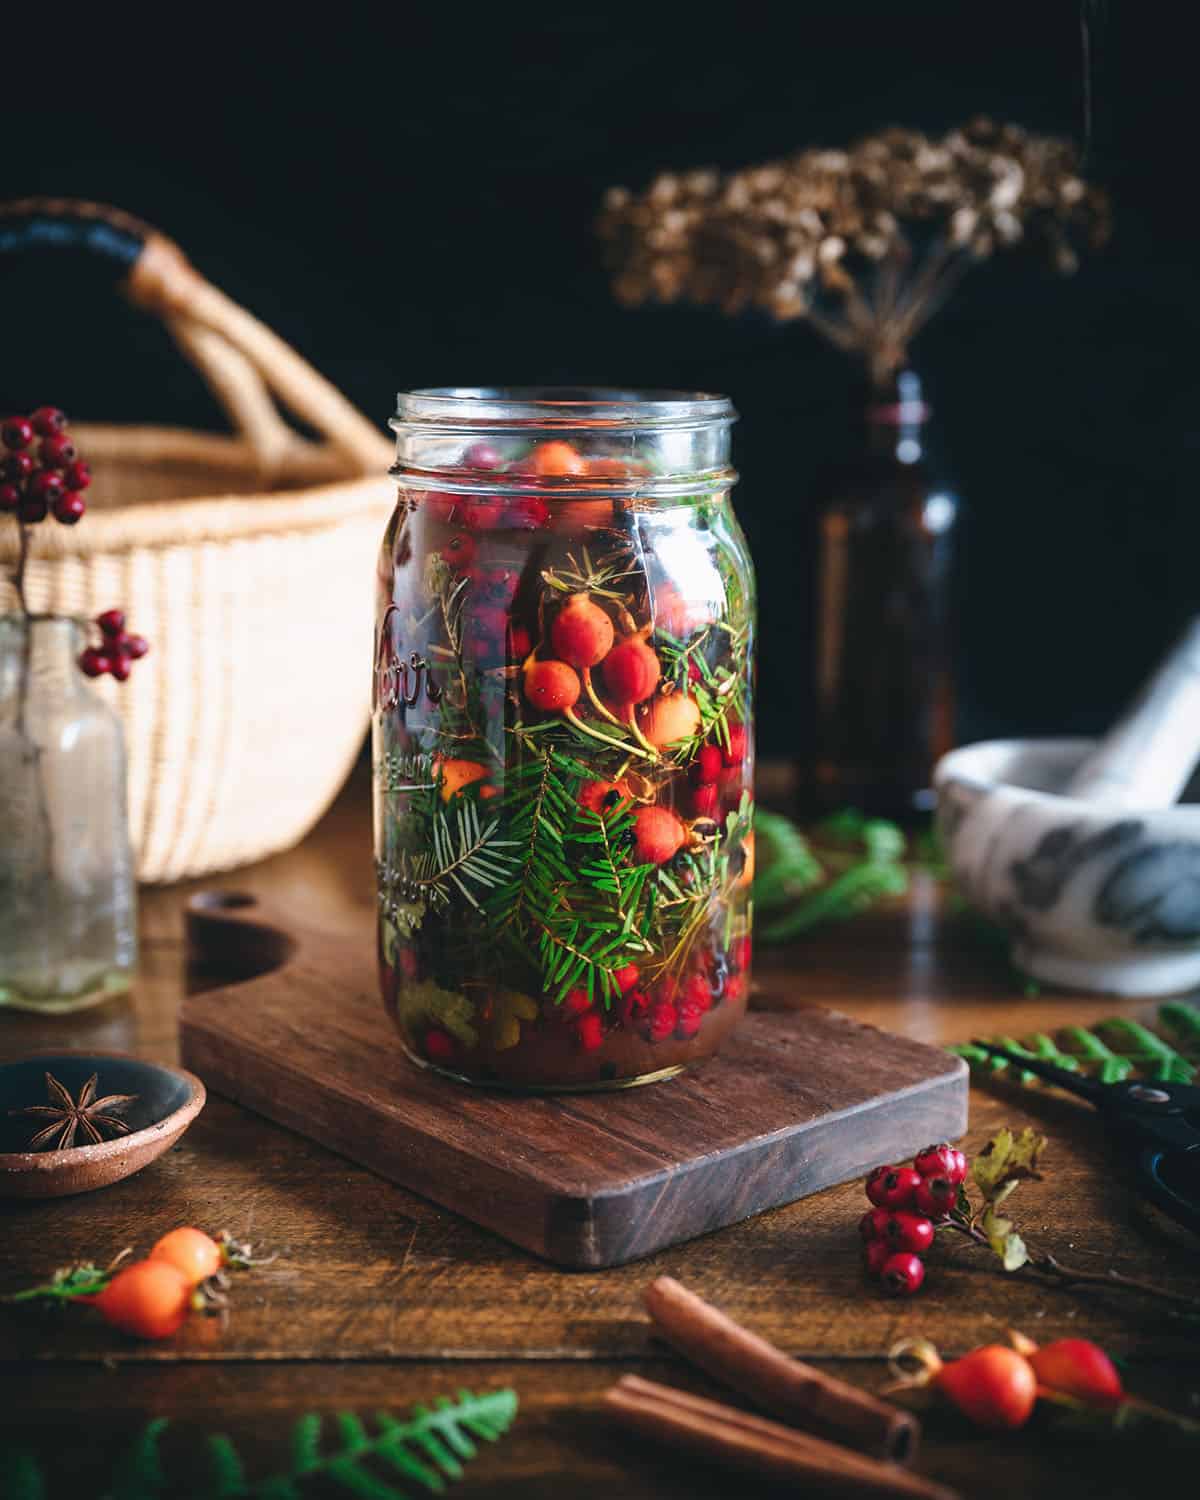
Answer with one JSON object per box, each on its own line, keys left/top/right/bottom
{"left": 980, "top": 1204, "right": 1029, "bottom": 1271}
{"left": 972, "top": 1126, "right": 1046, "bottom": 1199}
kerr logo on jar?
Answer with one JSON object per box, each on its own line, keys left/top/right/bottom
{"left": 374, "top": 606, "right": 443, "bottom": 712}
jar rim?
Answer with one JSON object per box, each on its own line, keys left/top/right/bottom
{"left": 393, "top": 386, "right": 737, "bottom": 428}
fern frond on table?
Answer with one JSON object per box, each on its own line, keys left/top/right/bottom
{"left": 1, "top": 1387, "right": 517, "bottom": 1500}
{"left": 754, "top": 807, "right": 910, "bottom": 942}
{"left": 952, "top": 1003, "right": 1200, "bottom": 1086}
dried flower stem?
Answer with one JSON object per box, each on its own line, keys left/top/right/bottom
{"left": 942, "top": 1218, "right": 1200, "bottom": 1315}
{"left": 600, "top": 118, "right": 1110, "bottom": 377}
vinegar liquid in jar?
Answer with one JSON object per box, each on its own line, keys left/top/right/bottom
{"left": 374, "top": 388, "right": 755, "bottom": 1090}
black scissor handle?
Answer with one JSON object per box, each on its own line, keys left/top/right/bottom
{"left": 1135, "top": 1143, "right": 1200, "bottom": 1239}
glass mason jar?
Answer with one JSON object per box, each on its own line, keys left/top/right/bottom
{"left": 374, "top": 388, "right": 755, "bottom": 1091}
{"left": 0, "top": 615, "right": 137, "bottom": 1012}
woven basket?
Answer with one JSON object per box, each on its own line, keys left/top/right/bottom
{"left": 0, "top": 199, "right": 396, "bottom": 883}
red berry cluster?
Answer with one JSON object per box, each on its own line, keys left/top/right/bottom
{"left": 859, "top": 1141, "right": 968, "bottom": 1296}
{"left": 78, "top": 610, "right": 149, "bottom": 682}
{"left": 688, "top": 725, "right": 746, "bottom": 819}
{"left": 1, "top": 407, "right": 91, "bottom": 525}
{"left": 532, "top": 938, "right": 752, "bottom": 1056}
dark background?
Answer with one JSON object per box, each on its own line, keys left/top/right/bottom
{"left": 3, "top": 4, "right": 1191, "bottom": 758}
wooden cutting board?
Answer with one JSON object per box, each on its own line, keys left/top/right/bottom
{"left": 180, "top": 892, "right": 968, "bottom": 1268}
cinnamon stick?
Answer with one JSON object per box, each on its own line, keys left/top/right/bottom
{"left": 606, "top": 1376, "right": 957, "bottom": 1500}
{"left": 644, "top": 1275, "right": 920, "bottom": 1463}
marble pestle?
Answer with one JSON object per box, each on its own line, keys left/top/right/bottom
{"left": 1064, "top": 617, "right": 1200, "bottom": 809}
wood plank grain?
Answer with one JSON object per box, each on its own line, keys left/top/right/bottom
{"left": 3, "top": 764, "right": 1199, "bottom": 1500}
{"left": 1, "top": 1090, "right": 1196, "bottom": 1365}
{"left": 0, "top": 1359, "right": 1188, "bottom": 1500}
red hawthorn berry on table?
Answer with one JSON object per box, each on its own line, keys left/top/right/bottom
{"left": 880, "top": 1252, "right": 925, "bottom": 1297}
{"left": 881, "top": 1212, "right": 934, "bottom": 1255}
{"left": 865, "top": 1164, "right": 922, "bottom": 1210}
{"left": 914, "top": 1142, "right": 968, "bottom": 1184}
{"left": 914, "top": 1175, "right": 957, "bottom": 1220}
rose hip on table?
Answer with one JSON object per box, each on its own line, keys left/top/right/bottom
{"left": 2, "top": 1226, "right": 266, "bottom": 1341}
{"left": 882, "top": 1329, "right": 1178, "bottom": 1437}
{"left": 374, "top": 414, "right": 754, "bottom": 1090}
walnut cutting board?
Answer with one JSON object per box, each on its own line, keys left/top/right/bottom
{"left": 180, "top": 893, "right": 968, "bottom": 1268}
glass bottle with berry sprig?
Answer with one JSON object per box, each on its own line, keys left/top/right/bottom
{"left": 374, "top": 388, "right": 755, "bottom": 1091}
{"left": 1, "top": 407, "right": 149, "bottom": 1012}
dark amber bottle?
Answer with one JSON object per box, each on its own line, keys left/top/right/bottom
{"left": 807, "top": 370, "right": 958, "bottom": 821}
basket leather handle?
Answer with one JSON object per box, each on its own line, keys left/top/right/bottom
{"left": 0, "top": 198, "right": 392, "bottom": 478}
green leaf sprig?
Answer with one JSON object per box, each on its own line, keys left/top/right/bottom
{"left": 2, "top": 1388, "right": 518, "bottom": 1500}
{"left": 942, "top": 1126, "right": 1046, "bottom": 1272}
{"left": 937, "top": 1129, "right": 1200, "bottom": 1317}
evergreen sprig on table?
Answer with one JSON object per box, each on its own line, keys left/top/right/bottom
{"left": 3, "top": 1388, "right": 518, "bottom": 1500}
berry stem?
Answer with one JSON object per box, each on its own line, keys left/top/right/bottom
{"left": 562, "top": 707, "right": 657, "bottom": 761}
{"left": 7, "top": 529, "right": 58, "bottom": 881}
{"left": 12, "top": 521, "right": 30, "bottom": 616}
{"left": 581, "top": 666, "right": 622, "bottom": 726}
{"left": 941, "top": 1219, "right": 1200, "bottom": 1315}
{"left": 1, "top": 1274, "right": 111, "bottom": 1304}
{"left": 621, "top": 704, "right": 662, "bottom": 759}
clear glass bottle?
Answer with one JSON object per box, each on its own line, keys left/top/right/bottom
{"left": 375, "top": 388, "right": 755, "bottom": 1091}
{"left": 807, "top": 369, "right": 958, "bottom": 821}
{"left": 0, "top": 615, "right": 137, "bottom": 1011}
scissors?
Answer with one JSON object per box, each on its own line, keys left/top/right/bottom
{"left": 971, "top": 1042, "right": 1200, "bottom": 1239}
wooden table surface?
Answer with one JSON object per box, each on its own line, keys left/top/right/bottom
{"left": 2, "top": 762, "right": 1198, "bottom": 1497}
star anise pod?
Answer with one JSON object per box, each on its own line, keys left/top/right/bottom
{"left": 10, "top": 1071, "right": 139, "bottom": 1151}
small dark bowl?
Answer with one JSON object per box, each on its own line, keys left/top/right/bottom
{"left": 0, "top": 1052, "right": 206, "bottom": 1198}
